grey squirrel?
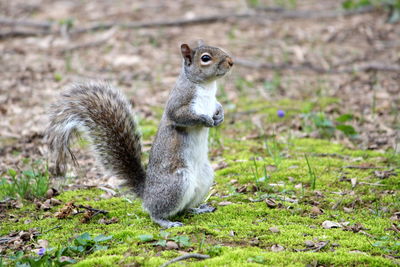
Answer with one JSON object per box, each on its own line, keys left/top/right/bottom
{"left": 45, "top": 41, "right": 233, "bottom": 228}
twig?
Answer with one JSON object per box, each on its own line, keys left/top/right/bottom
{"left": 159, "top": 253, "right": 210, "bottom": 267}
{"left": 69, "top": 12, "right": 253, "bottom": 35}
{"left": 41, "top": 225, "right": 62, "bottom": 234}
{"left": 0, "top": 237, "right": 13, "bottom": 244}
{"left": 235, "top": 58, "right": 400, "bottom": 74}
{"left": 0, "top": 6, "right": 378, "bottom": 39}
{"left": 294, "top": 241, "right": 330, "bottom": 252}
{"left": 312, "top": 241, "right": 330, "bottom": 252}
{"left": 77, "top": 205, "right": 108, "bottom": 215}
{"left": 344, "top": 165, "right": 386, "bottom": 169}
{"left": 358, "top": 182, "right": 386, "bottom": 187}
{"left": 391, "top": 224, "right": 400, "bottom": 234}
{"left": 0, "top": 29, "right": 47, "bottom": 39}
{"left": 0, "top": 17, "right": 53, "bottom": 29}
{"left": 311, "top": 153, "right": 348, "bottom": 159}
{"left": 255, "top": 5, "right": 376, "bottom": 19}
{"left": 359, "top": 230, "right": 375, "bottom": 238}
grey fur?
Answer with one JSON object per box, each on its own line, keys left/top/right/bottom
{"left": 46, "top": 43, "right": 233, "bottom": 228}
{"left": 46, "top": 82, "right": 146, "bottom": 196}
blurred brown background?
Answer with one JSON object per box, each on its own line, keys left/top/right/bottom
{"left": 1, "top": 0, "right": 399, "bottom": 172}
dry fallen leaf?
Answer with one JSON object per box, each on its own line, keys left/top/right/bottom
{"left": 55, "top": 202, "right": 75, "bottom": 219}
{"left": 374, "top": 170, "right": 397, "bottom": 179}
{"left": 98, "top": 217, "right": 119, "bottom": 225}
{"left": 310, "top": 206, "right": 324, "bottom": 215}
{"left": 37, "top": 239, "right": 49, "bottom": 248}
{"left": 166, "top": 241, "right": 179, "bottom": 250}
{"left": 218, "top": 201, "right": 233, "bottom": 206}
{"left": 269, "top": 227, "right": 280, "bottom": 233}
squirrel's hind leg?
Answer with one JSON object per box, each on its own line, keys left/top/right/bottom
{"left": 152, "top": 217, "right": 183, "bottom": 228}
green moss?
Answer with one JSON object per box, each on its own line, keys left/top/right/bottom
{"left": 1, "top": 98, "right": 399, "bottom": 266}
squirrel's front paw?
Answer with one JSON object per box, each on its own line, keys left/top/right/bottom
{"left": 212, "top": 107, "right": 224, "bottom": 127}
{"left": 200, "top": 115, "right": 215, "bottom": 127}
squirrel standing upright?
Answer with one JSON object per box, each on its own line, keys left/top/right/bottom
{"left": 46, "top": 41, "right": 233, "bottom": 228}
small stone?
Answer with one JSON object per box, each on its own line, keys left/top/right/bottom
{"left": 166, "top": 241, "right": 179, "bottom": 250}
{"left": 50, "top": 198, "right": 62, "bottom": 205}
{"left": 271, "top": 244, "right": 284, "bottom": 252}
{"left": 304, "top": 240, "right": 314, "bottom": 247}
{"left": 265, "top": 198, "right": 277, "bottom": 208}
{"left": 269, "top": 227, "right": 280, "bottom": 233}
{"left": 40, "top": 200, "right": 51, "bottom": 211}
{"left": 322, "top": 220, "right": 342, "bottom": 229}
{"left": 294, "top": 183, "right": 302, "bottom": 189}
{"left": 218, "top": 201, "right": 233, "bottom": 206}
{"left": 343, "top": 207, "right": 353, "bottom": 213}
{"left": 46, "top": 188, "right": 59, "bottom": 199}
{"left": 46, "top": 189, "right": 55, "bottom": 199}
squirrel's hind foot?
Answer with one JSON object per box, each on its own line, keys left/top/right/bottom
{"left": 189, "top": 204, "right": 216, "bottom": 214}
{"left": 152, "top": 218, "right": 184, "bottom": 228}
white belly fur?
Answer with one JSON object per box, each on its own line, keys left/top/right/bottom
{"left": 176, "top": 81, "right": 217, "bottom": 212}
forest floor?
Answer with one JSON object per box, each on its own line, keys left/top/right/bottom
{"left": 0, "top": 0, "right": 399, "bottom": 266}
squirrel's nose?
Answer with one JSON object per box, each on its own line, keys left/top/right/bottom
{"left": 227, "top": 57, "right": 234, "bottom": 67}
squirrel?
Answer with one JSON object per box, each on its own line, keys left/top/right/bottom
{"left": 45, "top": 41, "right": 233, "bottom": 228}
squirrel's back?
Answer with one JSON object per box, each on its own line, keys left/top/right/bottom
{"left": 46, "top": 82, "right": 145, "bottom": 196}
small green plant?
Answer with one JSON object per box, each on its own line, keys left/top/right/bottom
{"left": 206, "top": 245, "right": 223, "bottom": 257}
{"left": 248, "top": 255, "right": 267, "bottom": 264}
{"left": 372, "top": 235, "right": 400, "bottom": 257}
{"left": 0, "top": 162, "right": 50, "bottom": 201}
{"left": 138, "top": 232, "right": 192, "bottom": 248}
{"left": 342, "top": 0, "right": 400, "bottom": 23}
{"left": 265, "top": 139, "right": 284, "bottom": 168}
{"left": 305, "top": 154, "right": 317, "bottom": 190}
{"left": 263, "top": 72, "right": 281, "bottom": 94}
{"left": 251, "top": 159, "right": 271, "bottom": 191}
{"left": 59, "top": 18, "right": 75, "bottom": 30}
{"left": 235, "top": 77, "right": 254, "bottom": 94}
{"left": 69, "top": 232, "right": 113, "bottom": 254}
{"left": 54, "top": 73, "right": 63, "bottom": 82}
{"left": 4, "top": 249, "right": 75, "bottom": 267}
{"left": 2, "top": 233, "right": 112, "bottom": 267}
{"left": 209, "top": 127, "right": 223, "bottom": 150}
{"left": 301, "top": 112, "right": 357, "bottom": 139}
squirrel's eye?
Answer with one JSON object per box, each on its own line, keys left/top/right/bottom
{"left": 201, "top": 55, "right": 212, "bottom": 63}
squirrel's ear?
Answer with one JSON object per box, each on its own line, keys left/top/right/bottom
{"left": 180, "top": 44, "right": 192, "bottom": 65}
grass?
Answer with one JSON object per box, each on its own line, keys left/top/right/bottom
{"left": 304, "top": 154, "right": 317, "bottom": 190}
{"left": 0, "top": 97, "right": 399, "bottom": 266}
{"left": 0, "top": 161, "right": 50, "bottom": 201}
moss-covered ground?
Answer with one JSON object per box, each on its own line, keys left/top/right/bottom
{"left": 1, "top": 97, "right": 399, "bottom": 267}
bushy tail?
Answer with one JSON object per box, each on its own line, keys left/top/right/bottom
{"left": 45, "top": 82, "right": 145, "bottom": 197}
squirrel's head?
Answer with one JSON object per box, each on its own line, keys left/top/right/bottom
{"left": 180, "top": 41, "right": 233, "bottom": 84}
